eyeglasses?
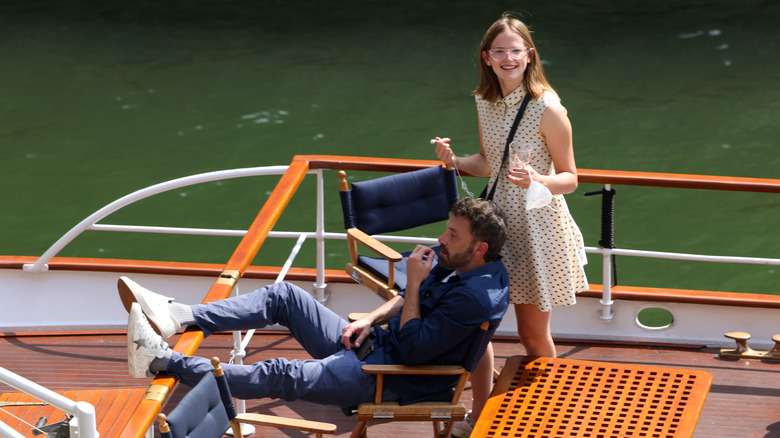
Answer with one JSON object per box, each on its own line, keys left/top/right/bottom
{"left": 487, "top": 47, "right": 533, "bottom": 62}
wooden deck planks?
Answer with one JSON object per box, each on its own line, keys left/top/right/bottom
{"left": 1, "top": 332, "right": 778, "bottom": 438}
{"left": 0, "top": 388, "right": 147, "bottom": 438}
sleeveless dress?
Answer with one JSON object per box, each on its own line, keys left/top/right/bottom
{"left": 476, "top": 87, "right": 588, "bottom": 311}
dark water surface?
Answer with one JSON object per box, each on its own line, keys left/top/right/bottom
{"left": 1, "top": 1, "right": 778, "bottom": 294}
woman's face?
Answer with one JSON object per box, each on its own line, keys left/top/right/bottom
{"left": 482, "top": 30, "right": 532, "bottom": 97}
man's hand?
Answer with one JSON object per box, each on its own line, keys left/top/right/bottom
{"left": 400, "top": 245, "right": 435, "bottom": 329}
{"left": 341, "top": 317, "right": 372, "bottom": 350}
{"left": 344, "top": 295, "right": 405, "bottom": 348}
{"left": 406, "top": 245, "right": 436, "bottom": 287}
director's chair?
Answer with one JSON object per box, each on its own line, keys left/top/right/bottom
{"left": 157, "top": 357, "right": 336, "bottom": 438}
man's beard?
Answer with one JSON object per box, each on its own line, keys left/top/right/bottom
{"left": 438, "top": 244, "right": 474, "bottom": 271}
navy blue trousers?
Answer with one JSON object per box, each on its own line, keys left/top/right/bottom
{"left": 166, "top": 282, "right": 385, "bottom": 407}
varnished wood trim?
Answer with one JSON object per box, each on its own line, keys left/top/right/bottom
{"left": 3, "top": 256, "right": 777, "bottom": 309}
{"left": 0, "top": 256, "right": 355, "bottom": 283}
{"left": 294, "top": 155, "right": 444, "bottom": 174}
{"left": 295, "top": 155, "right": 780, "bottom": 193}
{"left": 577, "top": 168, "right": 780, "bottom": 193}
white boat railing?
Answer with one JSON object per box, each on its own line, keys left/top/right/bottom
{"left": 22, "top": 166, "right": 291, "bottom": 273}
{"left": 24, "top": 163, "right": 779, "bottom": 295}
{"left": 21, "top": 163, "right": 780, "bottom": 320}
{"left": 586, "top": 245, "right": 780, "bottom": 322}
{"left": 0, "top": 367, "right": 98, "bottom": 438}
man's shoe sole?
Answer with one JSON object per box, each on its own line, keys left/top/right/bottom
{"left": 118, "top": 277, "right": 167, "bottom": 337}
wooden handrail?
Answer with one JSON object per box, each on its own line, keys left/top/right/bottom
{"left": 297, "top": 154, "right": 443, "bottom": 173}
{"left": 576, "top": 168, "right": 780, "bottom": 193}
{"left": 297, "top": 154, "right": 780, "bottom": 193}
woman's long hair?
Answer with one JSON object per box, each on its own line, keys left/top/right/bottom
{"left": 473, "top": 14, "right": 556, "bottom": 102}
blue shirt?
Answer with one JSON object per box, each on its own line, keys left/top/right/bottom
{"left": 367, "top": 258, "right": 509, "bottom": 404}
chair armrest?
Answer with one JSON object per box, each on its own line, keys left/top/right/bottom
{"left": 234, "top": 413, "right": 336, "bottom": 434}
{"left": 347, "top": 228, "right": 403, "bottom": 262}
{"left": 348, "top": 312, "right": 368, "bottom": 322}
{"left": 362, "top": 364, "right": 466, "bottom": 376}
{"left": 362, "top": 364, "right": 470, "bottom": 405}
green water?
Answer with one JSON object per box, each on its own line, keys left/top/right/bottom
{"left": 1, "top": 1, "right": 778, "bottom": 294}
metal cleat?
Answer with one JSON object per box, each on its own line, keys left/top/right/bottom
{"left": 719, "top": 332, "right": 780, "bottom": 360}
{"left": 765, "top": 334, "right": 780, "bottom": 359}
{"left": 720, "top": 332, "right": 759, "bottom": 358}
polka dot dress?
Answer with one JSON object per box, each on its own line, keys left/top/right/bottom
{"left": 476, "top": 87, "right": 588, "bottom": 311}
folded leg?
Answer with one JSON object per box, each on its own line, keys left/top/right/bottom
{"left": 192, "top": 282, "right": 348, "bottom": 359}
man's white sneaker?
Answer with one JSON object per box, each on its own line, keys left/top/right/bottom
{"left": 118, "top": 276, "right": 181, "bottom": 339}
{"left": 127, "top": 303, "right": 169, "bottom": 378}
{"left": 451, "top": 410, "right": 475, "bottom": 438}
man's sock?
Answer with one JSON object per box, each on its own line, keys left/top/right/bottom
{"left": 168, "top": 302, "right": 195, "bottom": 326}
{"left": 149, "top": 348, "right": 173, "bottom": 373}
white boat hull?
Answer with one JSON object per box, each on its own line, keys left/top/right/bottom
{"left": 3, "top": 267, "right": 775, "bottom": 351}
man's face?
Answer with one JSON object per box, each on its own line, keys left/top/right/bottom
{"left": 437, "top": 215, "right": 476, "bottom": 272}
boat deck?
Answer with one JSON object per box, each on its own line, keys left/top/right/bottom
{"left": 0, "top": 331, "right": 778, "bottom": 438}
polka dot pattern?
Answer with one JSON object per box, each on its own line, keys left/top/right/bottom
{"left": 476, "top": 88, "right": 588, "bottom": 311}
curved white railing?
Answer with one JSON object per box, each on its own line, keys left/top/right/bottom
{"left": 23, "top": 166, "right": 290, "bottom": 273}
{"left": 0, "top": 367, "right": 97, "bottom": 438}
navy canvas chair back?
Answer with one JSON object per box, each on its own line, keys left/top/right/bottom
{"left": 340, "top": 165, "right": 458, "bottom": 236}
{"left": 162, "top": 371, "right": 233, "bottom": 438}
{"left": 338, "top": 165, "right": 459, "bottom": 300}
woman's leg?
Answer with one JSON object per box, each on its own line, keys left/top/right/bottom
{"left": 514, "top": 303, "right": 556, "bottom": 357}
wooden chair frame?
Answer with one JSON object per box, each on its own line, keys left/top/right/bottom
{"left": 350, "top": 322, "right": 489, "bottom": 438}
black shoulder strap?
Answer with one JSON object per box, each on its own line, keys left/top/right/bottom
{"left": 483, "top": 94, "right": 531, "bottom": 201}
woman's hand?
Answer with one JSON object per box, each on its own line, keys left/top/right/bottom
{"left": 507, "top": 164, "right": 540, "bottom": 189}
{"left": 432, "top": 137, "right": 456, "bottom": 168}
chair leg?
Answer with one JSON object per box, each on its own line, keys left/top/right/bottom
{"left": 433, "top": 420, "right": 455, "bottom": 438}
{"left": 441, "top": 420, "right": 455, "bottom": 438}
{"left": 351, "top": 421, "right": 368, "bottom": 438}
{"left": 229, "top": 419, "right": 245, "bottom": 438}
{"left": 432, "top": 420, "right": 441, "bottom": 437}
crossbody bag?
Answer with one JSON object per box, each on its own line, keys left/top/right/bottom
{"left": 480, "top": 94, "right": 531, "bottom": 201}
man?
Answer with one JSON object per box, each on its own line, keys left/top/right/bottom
{"left": 123, "top": 197, "right": 509, "bottom": 408}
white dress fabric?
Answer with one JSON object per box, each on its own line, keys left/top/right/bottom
{"left": 476, "top": 87, "right": 588, "bottom": 311}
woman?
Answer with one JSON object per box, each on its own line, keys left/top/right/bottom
{"left": 432, "top": 14, "right": 588, "bottom": 436}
